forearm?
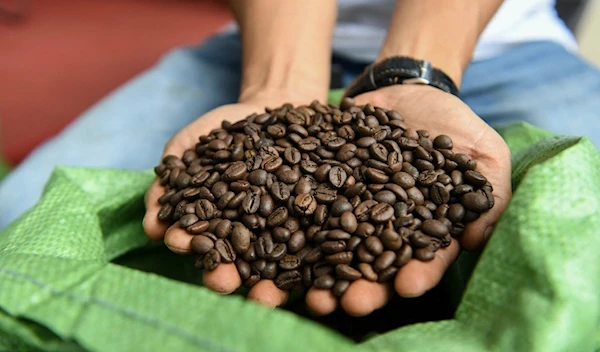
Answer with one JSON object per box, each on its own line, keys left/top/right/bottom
{"left": 228, "top": 0, "right": 336, "bottom": 104}
{"left": 379, "top": 0, "right": 504, "bottom": 87}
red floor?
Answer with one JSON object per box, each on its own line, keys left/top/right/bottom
{"left": 0, "top": 0, "right": 231, "bottom": 165}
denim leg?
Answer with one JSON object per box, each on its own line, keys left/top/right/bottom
{"left": 0, "top": 33, "right": 243, "bottom": 230}
{"left": 461, "top": 41, "right": 600, "bottom": 149}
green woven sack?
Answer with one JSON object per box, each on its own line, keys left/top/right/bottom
{"left": 0, "top": 106, "right": 599, "bottom": 350}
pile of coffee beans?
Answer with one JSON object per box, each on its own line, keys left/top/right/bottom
{"left": 154, "top": 98, "right": 494, "bottom": 295}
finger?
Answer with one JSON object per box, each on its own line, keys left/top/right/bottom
{"left": 202, "top": 263, "right": 242, "bottom": 294}
{"left": 143, "top": 180, "right": 170, "bottom": 240}
{"left": 305, "top": 288, "right": 338, "bottom": 316}
{"left": 460, "top": 167, "right": 512, "bottom": 251}
{"left": 340, "top": 279, "right": 391, "bottom": 317}
{"left": 247, "top": 280, "right": 289, "bottom": 307}
{"left": 164, "top": 223, "right": 194, "bottom": 254}
{"left": 395, "top": 239, "right": 460, "bottom": 298}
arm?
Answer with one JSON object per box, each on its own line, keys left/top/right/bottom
{"left": 228, "top": 0, "right": 337, "bottom": 105}
{"left": 378, "top": 0, "right": 504, "bottom": 87}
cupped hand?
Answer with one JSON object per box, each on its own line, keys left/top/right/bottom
{"left": 303, "top": 84, "right": 512, "bottom": 316}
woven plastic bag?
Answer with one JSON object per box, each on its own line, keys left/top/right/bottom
{"left": 0, "top": 120, "right": 598, "bottom": 352}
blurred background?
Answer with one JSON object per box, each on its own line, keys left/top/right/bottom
{"left": 0, "top": 0, "right": 599, "bottom": 173}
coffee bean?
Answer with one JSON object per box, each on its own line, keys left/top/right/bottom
{"left": 270, "top": 227, "right": 289, "bottom": 243}
{"left": 275, "top": 270, "right": 302, "bottom": 290}
{"left": 241, "top": 190, "right": 261, "bottom": 214}
{"left": 327, "top": 229, "right": 351, "bottom": 240}
{"left": 314, "top": 184, "right": 337, "bottom": 204}
{"left": 332, "top": 280, "right": 350, "bottom": 297}
{"left": 314, "top": 274, "right": 335, "bottom": 289}
{"left": 157, "top": 203, "right": 174, "bottom": 221}
{"left": 335, "top": 264, "right": 362, "bottom": 281}
{"left": 328, "top": 166, "right": 347, "bottom": 188}
{"left": 158, "top": 189, "right": 177, "bottom": 204}
{"left": 421, "top": 219, "right": 449, "bottom": 238}
{"left": 379, "top": 228, "right": 403, "bottom": 251}
{"left": 372, "top": 190, "right": 395, "bottom": 204}
{"left": 214, "top": 219, "right": 232, "bottom": 238}
{"left": 433, "top": 134, "right": 453, "bottom": 149}
{"left": 358, "top": 263, "right": 378, "bottom": 281}
{"left": 410, "top": 230, "right": 432, "bottom": 248}
{"left": 267, "top": 243, "right": 287, "bottom": 261}
{"left": 313, "top": 262, "right": 333, "bottom": 277}
{"left": 392, "top": 172, "right": 415, "bottom": 189}
{"left": 278, "top": 254, "right": 301, "bottom": 270}
{"left": 340, "top": 212, "right": 358, "bottom": 233}
{"left": 374, "top": 251, "right": 396, "bottom": 272}
{"left": 203, "top": 249, "right": 221, "bottom": 270}
{"left": 365, "top": 168, "right": 389, "bottom": 183}
{"left": 462, "top": 191, "right": 489, "bottom": 212}
{"left": 278, "top": 169, "right": 300, "bottom": 184}
{"left": 377, "top": 266, "right": 398, "bottom": 282}
{"left": 321, "top": 240, "right": 346, "bottom": 254}
{"left": 364, "top": 236, "right": 384, "bottom": 256}
{"left": 244, "top": 274, "right": 261, "bottom": 288}
{"left": 195, "top": 199, "right": 215, "bottom": 220}
{"left": 216, "top": 191, "right": 235, "bottom": 210}
{"left": 294, "top": 193, "right": 317, "bottom": 216}
{"left": 464, "top": 170, "right": 487, "bottom": 188}
{"left": 414, "top": 247, "right": 435, "bottom": 261}
{"left": 406, "top": 187, "right": 425, "bottom": 205}
{"left": 325, "top": 251, "right": 353, "bottom": 265}
{"left": 370, "top": 202, "right": 394, "bottom": 223}
{"left": 356, "top": 244, "right": 375, "bottom": 263}
{"left": 229, "top": 223, "right": 251, "bottom": 254}
{"left": 191, "top": 235, "right": 214, "bottom": 254}
{"left": 304, "top": 247, "right": 323, "bottom": 263}
{"left": 221, "top": 161, "right": 246, "bottom": 183}
{"left": 355, "top": 222, "right": 375, "bottom": 238}
{"left": 267, "top": 207, "right": 288, "bottom": 227}
{"left": 215, "top": 239, "right": 236, "bottom": 263}
{"left": 236, "top": 259, "right": 251, "bottom": 280}
{"left": 331, "top": 199, "right": 353, "bottom": 217}
{"left": 346, "top": 236, "right": 362, "bottom": 252}
{"left": 270, "top": 182, "right": 290, "bottom": 202}
{"left": 430, "top": 182, "right": 451, "bottom": 205}
{"left": 434, "top": 204, "right": 450, "bottom": 219}
{"left": 187, "top": 220, "right": 210, "bottom": 234}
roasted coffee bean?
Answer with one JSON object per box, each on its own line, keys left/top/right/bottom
{"left": 222, "top": 161, "right": 247, "bottom": 182}
{"left": 215, "top": 239, "right": 236, "bottom": 263}
{"left": 158, "top": 189, "right": 177, "bottom": 204}
{"left": 421, "top": 219, "right": 449, "bottom": 238}
{"left": 433, "top": 134, "right": 453, "bottom": 149}
{"left": 267, "top": 243, "right": 287, "bottom": 261}
{"left": 230, "top": 223, "right": 251, "bottom": 253}
{"left": 435, "top": 204, "right": 450, "bottom": 219}
{"left": 304, "top": 247, "right": 323, "bottom": 263}
{"left": 406, "top": 187, "right": 425, "bottom": 205}
{"left": 274, "top": 270, "right": 302, "bottom": 290}
{"left": 417, "top": 170, "right": 437, "bottom": 187}
{"left": 313, "top": 262, "right": 333, "bottom": 277}
{"left": 413, "top": 205, "right": 432, "bottom": 221}
{"left": 414, "top": 247, "right": 435, "bottom": 261}
{"left": 294, "top": 193, "right": 318, "bottom": 216}
{"left": 374, "top": 250, "right": 396, "bottom": 272}
{"left": 430, "top": 182, "right": 451, "bottom": 205}
{"left": 191, "top": 235, "right": 214, "bottom": 254}
{"left": 187, "top": 220, "right": 210, "bottom": 234}
{"left": 373, "top": 190, "right": 396, "bottom": 204}
{"left": 355, "top": 222, "right": 375, "bottom": 238}
{"left": 269, "top": 181, "right": 290, "bottom": 203}
{"left": 315, "top": 184, "right": 337, "bottom": 204}
{"left": 279, "top": 254, "right": 301, "bottom": 270}
{"left": 195, "top": 199, "right": 215, "bottom": 220}
{"left": 211, "top": 181, "right": 229, "bottom": 199}
{"left": 327, "top": 229, "right": 352, "bottom": 240}
{"left": 462, "top": 191, "right": 489, "bottom": 212}
{"left": 356, "top": 244, "right": 375, "bottom": 263}
{"left": 216, "top": 191, "right": 235, "bottom": 210}
{"left": 358, "top": 263, "right": 378, "bottom": 281}
{"left": 314, "top": 274, "right": 335, "bottom": 289}
{"left": 157, "top": 203, "right": 174, "bottom": 221}
{"left": 278, "top": 169, "right": 300, "bottom": 184}
{"left": 354, "top": 200, "right": 378, "bottom": 222}
{"left": 464, "top": 170, "right": 487, "bottom": 187}
{"left": 321, "top": 240, "right": 346, "bottom": 254}
{"left": 203, "top": 249, "right": 221, "bottom": 270}
{"left": 270, "top": 227, "right": 289, "bottom": 243}
{"left": 365, "top": 168, "right": 389, "bottom": 183}
{"left": 325, "top": 251, "right": 353, "bottom": 265}
{"left": 377, "top": 266, "right": 398, "bottom": 282}
{"left": 236, "top": 259, "right": 251, "bottom": 280}
{"left": 346, "top": 236, "right": 362, "bottom": 252}
{"left": 364, "top": 236, "right": 384, "bottom": 256}
{"left": 214, "top": 219, "right": 232, "bottom": 238}
{"left": 392, "top": 172, "right": 415, "bottom": 189}
{"left": 370, "top": 202, "right": 394, "bottom": 223}
{"left": 336, "top": 264, "right": 362, "bottom": 281}
{"left": 243, "top": 274, "right": 260, "bottom": 288}
{"left": 328, "top": 166, "right": 347, "bottom": 188}
{"left": 266, "top": 207, "right": 288, "bottom": 228}
{"left": 340, "top": 212, "right": 358, "bottom": 233}
{"left": 331, "top": 199, "right": 353, "bottom": 217}
{"left": 332, "top": 280, "right": 350, "bottom": 297}
{"left": 447, "top": 203, "right": 465, "bottom": 223}
{"left": 260, "top": 262, "right": 277, "bottom": 279}
{"left": 283, "top": 230, "right": 305, "bottom": 253}
{"left": 409, "top": 230, "right": 432, "bottom": 248}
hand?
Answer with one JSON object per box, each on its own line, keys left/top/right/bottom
{"left": 143, "top": 93, "right": 322, "bottom": 307}
{"left": 304, "top": 85, "right": 512, "bottom": 316}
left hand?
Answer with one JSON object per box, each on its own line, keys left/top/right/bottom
{"left": 305, "top": 84, "right": 512, "bottom": 316}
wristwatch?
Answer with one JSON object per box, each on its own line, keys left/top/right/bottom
{"left": 344, "top": 56, "right": 459, "bottom": 98}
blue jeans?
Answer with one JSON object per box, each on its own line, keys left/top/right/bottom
{"left": 1, "top": 33, "right": 599, "bottom": 230}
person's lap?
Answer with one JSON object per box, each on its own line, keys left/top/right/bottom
{"left": 0, "top": 33, "right": 598, "bottom": 230}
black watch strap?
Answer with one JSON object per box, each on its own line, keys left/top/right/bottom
{"left": 344, "top": 56, "right": 459, "bottom": 98}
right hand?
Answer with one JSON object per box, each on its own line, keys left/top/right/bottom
{"left": 143, "top": 90, "right": 324, "bottom": 308}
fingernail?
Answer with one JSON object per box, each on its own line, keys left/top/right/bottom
{"left": 483, "top": 226, "right": 495, "bottom": 241}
